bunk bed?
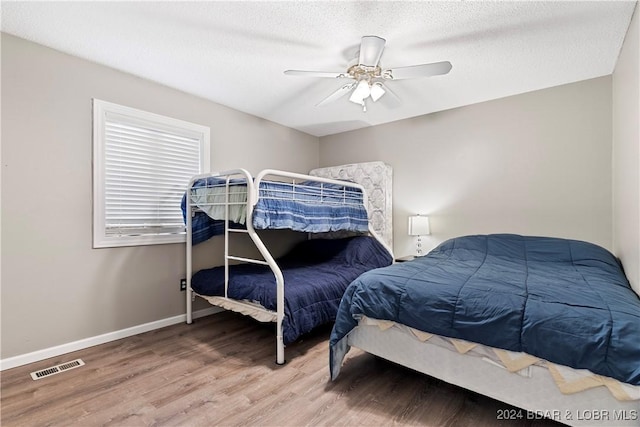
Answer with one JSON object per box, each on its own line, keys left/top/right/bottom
{"left": 183, "top": 168, "right": 393, "bottom": 364}
{"left": 330, "top": 234, "right": 640, "bottom": 426}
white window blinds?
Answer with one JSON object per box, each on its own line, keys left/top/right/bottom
{"left": 93, "top": 100, "right": 210, "bottom": 248}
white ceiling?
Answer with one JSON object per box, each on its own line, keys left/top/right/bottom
{"left": 1, "top": 1, "right": 636, "bottom": 137}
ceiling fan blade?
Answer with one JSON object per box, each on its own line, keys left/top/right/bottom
{"left": 383, "top": 61, "right": 452, "bottom": 80}
{"left": 358, "top": 36, "right": 386, "bottom": 67}
{"left": 377, "top": 83, "right": 402, "bottom": 108}
{"left": 316, "top": 82, "right": 356, "bottom": 107}
{"left": 284, "top": 70, "right": 348, "bottom": 78}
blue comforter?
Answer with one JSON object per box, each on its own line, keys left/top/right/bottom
{"left": 192, "top": 236, "right": 392, "bottom": 344}
{"left": 330, "top": 234, "right": 640, "bottom": 385}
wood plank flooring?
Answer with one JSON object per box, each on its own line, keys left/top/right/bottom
{"left": 1, "top": 312, "right": 560, "bottom": 426}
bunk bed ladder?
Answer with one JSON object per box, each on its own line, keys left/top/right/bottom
{"left": 222, "top": 173, "right": 287, "bottom": 365}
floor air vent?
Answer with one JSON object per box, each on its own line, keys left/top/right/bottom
{"left": 30, "top": 359, "right": 85, "bottom": 380}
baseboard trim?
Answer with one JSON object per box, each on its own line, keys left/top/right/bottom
{"left": 0, "top": 307, "right": 222, "bottom": 371}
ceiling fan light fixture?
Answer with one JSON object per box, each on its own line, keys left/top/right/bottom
{"left": 284, "top": 35, "right": 452, "bottom": 111}
{"left": 370, "top": 82, "right": 385, "bottom": 102}
{"left": 349, "top": 79, "right": 371, "bottom": 104}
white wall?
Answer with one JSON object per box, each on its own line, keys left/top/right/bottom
{"left": 320, "top": 77, "right": 613, "bottom": 258}
{"left": 613, "top": 5, "right": 640, "bottom": 295}
{"left": 0, "top": 34, "right": 319, "bottom": 359}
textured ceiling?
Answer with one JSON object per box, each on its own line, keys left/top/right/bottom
{"left": 1, "top": 1, "right": 636, "bottom": 137}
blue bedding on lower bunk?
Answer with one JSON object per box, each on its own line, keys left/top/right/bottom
{"left": 330, "top": 234, "right": 640, "bottom": 385}
{"left": 192, "top": 236, "right": 392, "bottom": 344}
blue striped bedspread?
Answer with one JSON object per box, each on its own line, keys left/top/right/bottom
{"left": 181, "top": 177, "right": 369, "bottom": 244}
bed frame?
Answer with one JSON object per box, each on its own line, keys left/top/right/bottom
{"left": 185, "top": 168, "right": 392, "bottom": 364}
{"left": 342, "top": 320, "right": 639, "bottom": 426}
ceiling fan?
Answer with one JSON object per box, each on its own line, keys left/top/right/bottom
{"left": 284, "top": 36, "right": 452, "bottom": 112}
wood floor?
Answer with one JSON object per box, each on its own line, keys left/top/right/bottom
{"left": 1, "top": 312, "right": 560, "bottom": 426}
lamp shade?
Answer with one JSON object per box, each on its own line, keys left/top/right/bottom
{"left": 408, "top": 215, "right": 430, "bottom": 236}
{"left": 370, "top": 82, "right": 386, "bottom": 102}
{"left": 349, "top": 80, "right": 371, "bottom": 104}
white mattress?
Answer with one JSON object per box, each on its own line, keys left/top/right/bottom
{"left": 198, "top": 295, "right": 276, "bottom": 323}
{"left": 345, "top": 317, "right": 640, "bottom": 427}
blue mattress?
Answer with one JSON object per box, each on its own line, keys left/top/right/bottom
{"left": 330, "top": 234, "right": 640, "bottom": 385}
{"left": 192, "top": 236, "right": 392, "bottom": 344}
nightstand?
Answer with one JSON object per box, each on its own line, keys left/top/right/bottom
{"left": 394, "top": 255, "right": 415, "bottom": 263}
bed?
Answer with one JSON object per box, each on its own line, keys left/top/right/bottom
{"left": 192, "top": 235, "right": 391, "bottom": 345}
{"left": 183, "top": 167, "right": 393, "bottom": 364}
{"left": 330, "top": 234, "right": 640, "bottom": 426}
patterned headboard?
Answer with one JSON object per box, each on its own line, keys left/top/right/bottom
{"left": 310, "top": 161, "right": 393, "bottom": 249}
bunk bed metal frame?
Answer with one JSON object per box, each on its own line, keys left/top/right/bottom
{"left": 185, "top": 168, "right": 391, "bottom": 364}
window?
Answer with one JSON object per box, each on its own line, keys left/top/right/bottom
{"left": 93, "top": 99, "right": 210, "bottom": 248}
